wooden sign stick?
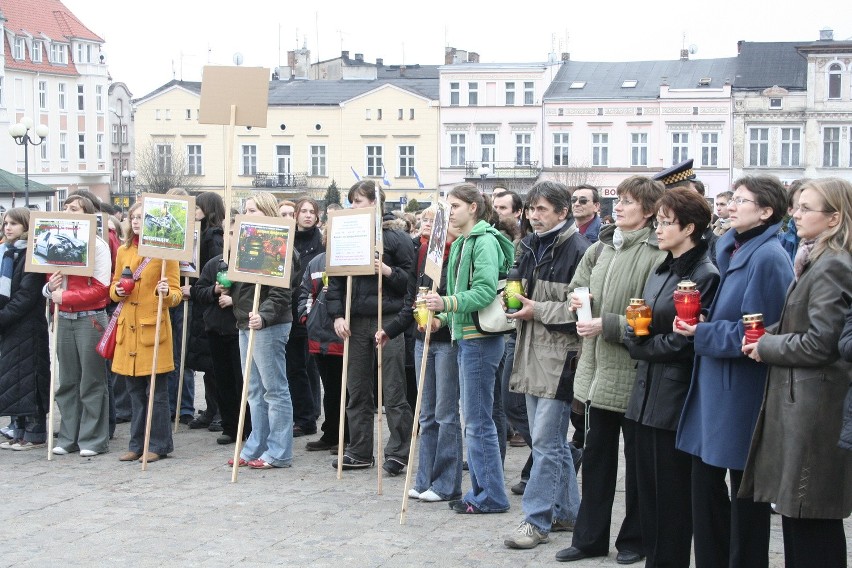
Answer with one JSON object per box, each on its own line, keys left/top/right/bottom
{"left": 221, "top": 104, "right": 236, "bottom": 265}
{"left": 46, "top": 307, "right": 60, "bottom": 460}
{"left": 400, "top": 281, "right": 438, "bottom": 524}
{"left": 231, "top": 283, "right": 261, "bottom": 483}
{"left": 142, "top": 261, "right": 168, "bottom": 471}
{"left": 173, "top": 276, "right": 191, "bottom": 433}
{"left": 376, "top": 257, "right": 384, "bottom": 495}
{"left": 336, "top": 276, "right": 353, "bottom": 480}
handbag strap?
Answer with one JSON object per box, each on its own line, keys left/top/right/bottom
{"left": 133, "top": 257, "right": 152, "bottom": 280}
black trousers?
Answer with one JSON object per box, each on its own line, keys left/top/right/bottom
{"left": 316, "top": 354, "right": 348, "bottom": 445}
{"left": 286, "top": 334, "right": 316, "bottom": 431}
{"left": 634, "top": 422, "right": 692, "bottom": 567}
{"left": 781, "top": 516, "right": 847, "bottom": 568}
{"left": 691, "top": 457, "right": 770, "bottom": 568}
{"left": 571, "top": 406, "right": 643, "bottom": 556}
{"left": 208, "top": 332, "right": 250, "bottom": 440}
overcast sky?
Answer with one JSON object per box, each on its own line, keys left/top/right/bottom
{"left": 63, "top": 0, "right": 847, "bottom": 99}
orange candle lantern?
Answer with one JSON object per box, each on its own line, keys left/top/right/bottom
{"left": 626, "top": 298, "right": 652, "bottom": 336}
{"left": 743, "top": 313, "right": 765, "bottom": 343}
{"left": 673, "top": 280, "right": 701, "bottom": 326}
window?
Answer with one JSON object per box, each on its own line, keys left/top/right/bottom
{"left": 468, "top": 82, "right": 478, "bottom": 106}
{"left": 592, "top": 133, "right": 608, "bottom": 166}
{"left": 275, "top": 145, "right": 291, "bottom": 174}
{"left": 823, "top": 127, "right": 840, "bottom": 167}
{"left": 38, "top": 81, "right": 47, "bottom": 110}
{"left": 185, "top": 109, "right": 192, "bottom": 120}
{"left": 96, "top": 134, "right": 104, "bottom": 160}
{"left": 155, "top": 109, "right": 161, "bottom": 120}
{"left": 515, "top": 133, "right": 531, "bottom": 165}
{"left": 241, "top": 145, "right": 257, "bottom": 175}
{"left": 505, "top": 82, "right": 515, "bottom": 105}
{"left": 58, "top": 83, "right": 66, "bottom": 110}
{"left": 480, "top": 133, "right": 496, "bottom": 169}
{"left": 13, "top": 38, "right": 25, "bottom": 60}
{"left": 748, "top": 128, "right": 769, "bottom": 166}
{"left": 449, "top": 82, "right": 459, "bottom": 106}
{"left": 156, "top": 144, "right": 173, "bottom": 174}
{"left": 828, "top": 63, "right": 842, "bottom": 99}
{"left": 780, "top": 128, "right": 801, "bottom": 167}
{"left": 310, "top": 145, "right": 327, "bottom": 176}
{"left": 630, "top": 133, "right": 648, "bottom": 166}
{"left": 377, "top": 109, "right": 382, "bottom": 120}
{"left": 553, "top": 133, "right": 570, "bottom": 166}
{"left": 31, "top": 40, "right": 42, "bottom": 63}
{"left": 366, "top": 146, "right": 383, "bottom": 177}
{"left": 398, "top": 108, "right": 403, "bottom": 120}
{"left": 399, "top": 145, "right": 415, "bottom": 177}
{"left": 569, "top": 81, "right": 586, "bottom": 89}
{"left": 365, "top": 109, "right": 371, "bottom": 120}
{"left": 671, "top": 132, "right": 689, "bottom": 164}
{"left": 701, "top": 132, "right": 719, "bottom": 167}
{"left": 77, "top": 85, "right": 85, "bottom": 111}
{"left": 409, "top": 108, "right": 415, "bottom": 120}
{"left": 59, "top": 133, "right": 68, "bottom": 160}
{"left": 769, "top": 97, "right": 782, "bottom": 110}
{"left": 622, "top": 80, "right": 638, "bottom": 88}
{"left": 40, "top": 141, "right": 48, "bottom": 160}
{"left": 524, "top": 82, "right": 534, "bottom": 105}
{"left": 121, "top": 125, "right": 128, "bottom": 144}
{"left": 50, "top": 43, "right": 67, "bottom": 64}
{"left": 96, "top": 86, "right": 103, "bottom": 112}
{"left": 78, "top": 133, "right": 87, "bottom": 158}
{"left": 76, "top": 44, "right": 88, "bottom": 64}
{"left": 186, "top": 145, "right": 202, "bottom": 175}
{"left": 450, "top": 133, "right": 466, "bottom": 166}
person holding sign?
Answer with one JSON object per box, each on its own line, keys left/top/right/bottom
{"left": 231, "top": 192, "right": 300, "bottom": 470}
{"left": 111, "top": 202, "right": 182, "bottom": 463}
{"left": 422, "top": 183, "right": 515, "bottom": 514}
{"left": 0, "top": 208, "right": 50, "bottom": 451}
{"left": 47, "top": 195, "right": 112, "bottom": 457}
{"left": 328, "top": 180, "right": 416, "bottom": 474}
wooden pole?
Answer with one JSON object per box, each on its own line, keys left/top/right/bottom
{"left": 336, "top": 276, "right": 353, "bottom": 480}
{"left": 231, "top": 283, "right": 262, "bottom": 483}
{"left": 173, "top": 276, "right": 191, "bottom": 433}
{"left": 46, "top": 307, "right": 60, "bottom": 461}
{"left": 400, "top": 283, "right": 438, "bottom": 524}
{"left": 222, "top": 104, "right": 237, "bottom": 265}
{"left": 376, "top": 254, "right": 384, "bottom": 495}
{"left": 142, "top": 261, "right": 168, "bottom": 471}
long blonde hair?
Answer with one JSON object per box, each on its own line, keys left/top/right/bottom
{"left": 801, "top": 177, "right": 852, "bottom": 262}
{"left": 246, "top": 191, "right": 279, "bottom": 217}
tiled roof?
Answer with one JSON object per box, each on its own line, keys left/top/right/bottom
{"left": 0, "top": 168, "right": 55, "bottom": 195}
{"left": 268, "top": 78, "right": 438, "bottom": 105}
{"left": 376, "top": 65, "right": 440, "bottom": 80}
{"left": 134, "top": 80, "right": 203, "bottom": 104}
{"left": 733, "top": 42, "right": 807, "bottom": 90}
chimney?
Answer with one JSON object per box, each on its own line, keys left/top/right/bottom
{"left": 680, "top": 48, "right": 689, "bottom": 61}
{"left": 355, "top": 53, "right": 364, "bottom": 62}
{"left": 737, "top": 40, "right": 744, "bottom": 54}
{"left": 819, "top": 28, "right": 834, "bottom": 41}
{"left": 561, "top": 52, "right": 570, "bottom": 62}
{"left": 399, "top": 65, "right": 406, "bottom": 76}
{"left": 468, "top": 52, "right": 480, "bottom": 63}
{"left": 376, "top": 57, "right": 383, "bottom": 67}
{"left": 288, "top": 50, "right": 295, "bottom": 67}
{"left": 341, "top": 50, "right": 349, "bottom": 59}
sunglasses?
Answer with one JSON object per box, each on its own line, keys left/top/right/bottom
{"left": 571, "top": 197, "right": 590, "bottom": 205}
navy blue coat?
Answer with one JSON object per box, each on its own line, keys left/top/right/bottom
{"left": 676, "top": 222, "right": 793, "bottom": 470}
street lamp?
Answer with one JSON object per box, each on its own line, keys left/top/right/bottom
{"left": 8, "top": 117, "right": 49, "bottom": 208}
{"left": 476, "top": 164, "right": 490, "bottom": 192}
{"left": 122, "top": 169, "right": 137, "bottom": 205}
{"left": 110, "top": 107, "right": 124, "bottom": 204}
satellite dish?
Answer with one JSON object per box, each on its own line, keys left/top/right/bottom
{"left": 689, "top": 44, "right": 698, "bottom": 55}
{"left": 233, "top": 52, "right": 244, "bottom": 66}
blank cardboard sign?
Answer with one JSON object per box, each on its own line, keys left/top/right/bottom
{"left": 198, "top": 66, "right": 269, "bottom": 127}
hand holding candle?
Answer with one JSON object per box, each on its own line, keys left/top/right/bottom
{"left": 743, "top": 313, "right": 765, "bottom": 343}
{"left": 673, "top": 280, "right": 701, "bottom": 328}
{"left": 626, "top": 298, "right": 652, "bottom": 336}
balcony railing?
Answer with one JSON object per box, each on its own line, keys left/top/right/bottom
{"left": 253, "top": 172, "right": 308, "bottom": 188}
{"left": 465, "top": 161, "right": 540, "bottom": 179}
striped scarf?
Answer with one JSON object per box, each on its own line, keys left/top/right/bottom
{"left": 0, "top": 240, "right": 27, "bottom": 300}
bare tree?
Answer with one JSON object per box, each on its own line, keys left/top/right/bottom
{"left": 550, "top": 161, "right": 602, "bottom": 190}
{"left": 135, "top": 139, "right": 199, "bottom": 194}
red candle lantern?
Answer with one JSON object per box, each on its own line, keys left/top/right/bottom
{"left": 119, "top": 266, "right": 135, "bottom": 295}
{"left": 743, "top": 313, "right": 765, "bottom": 343}
{"left": 673, "top": 280, "right": 701, "bottom": 326}
{"left": 626, "top": 298, "right": 652, "bottom": 336}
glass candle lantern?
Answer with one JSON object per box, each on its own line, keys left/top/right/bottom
{"left": 673, "top": 280, "right": 701, "bottom": 326}
{"left": 504, "top": 268, "right": 525, "bottom": 314}
{"left": 743, "top": 313, "right": 765, "bottom": 343}
{"left": 626, "top": 298, "right": 652, "bottom": 336}
{"left": 216, "top": 259, "right": 232, "bottom": 289}
{"left": 119, "top": 266, "right": 135, "bottom": 295}
{"left": 413, "top": 286, "right": 430, "bottom": 326}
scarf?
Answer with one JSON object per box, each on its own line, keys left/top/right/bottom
{"left": 793, "top": 238, "right": 816, "bottom": 280}
{"left": 0, "top": 240, "right": 28, "bottom": 300}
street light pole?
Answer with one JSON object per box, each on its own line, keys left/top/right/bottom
{"left": 8, "top": 117, "right": 49, "bottom": 208}
{"left": 110, "top": 108, "right": 124, "bottom": 207}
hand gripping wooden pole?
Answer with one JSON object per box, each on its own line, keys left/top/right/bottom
{"left": 231, "top": 283, "right": 261, "bottom": 483}
{"left": 336, "top": 276, "right": 353, "bottom": 480}
{"left": 142, "top": 261, "right": 168, "bottom": 471}
{"left": 173, "top": 276, "right": 191, "bottom": 433}
{"left": 46, "top": 307, "right": 59, "bottom": 460}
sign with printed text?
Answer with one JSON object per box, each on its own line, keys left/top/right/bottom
{"left": 325, "top": 208, "right": 376, "bottom": 276}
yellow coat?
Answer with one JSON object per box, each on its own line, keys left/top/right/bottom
{"left": 109, "top": 242, "right": 182, "bottom": 377}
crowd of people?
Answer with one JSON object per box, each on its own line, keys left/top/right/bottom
{"left": 0, "top": 170, "right": 850, "bottom": 567}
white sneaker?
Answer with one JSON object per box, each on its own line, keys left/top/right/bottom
{"left": 407, "top": 488, "right": 421, "bottom": 499}
{"left": 11, "top": 440, "right": 46, "bottom": 451}
{"left": 79, "top": 449, "right": 99, "bottom": 457}
{"left": 52, "top": 446, "right": 70, "bottom": 455}
{"left": 419, "top": 489, "right": 445, "bottom": 502}
{"left": 0, "top": 425, "right": 13, "bottom": 439}
{"left": 504, "top": 521, "right": 549, "bottom": 549}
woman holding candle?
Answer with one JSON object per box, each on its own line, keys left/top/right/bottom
{"left": 622, "top": 187, "right": 719, "bottom": 567}
{"left": 739, "top": 177, "right": 852, "bottom": 568}
{"left": 674, "top": 175, "right": 794, "bottom": 568}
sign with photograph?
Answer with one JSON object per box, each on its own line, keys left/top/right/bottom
{"left": 137, "top": 193, "right": 196, "bottom": 262}
{"left": 325, "top": 208, "right": 376, "bottom": 276}
{"left": 424, "top": 201, "right": 450, "bottom": 282}
{"left": 179, "top": 229, "right": 201, "bottom": 278}
{"left": 25, "top": 212, "right": 97, "bottom": 277}
{"left": 226, "top": 215, "right": 296, "bottom": 287}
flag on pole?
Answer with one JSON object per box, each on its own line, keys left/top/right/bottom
{"left": 351, "top": 166, "right": 361, "bottom": 181}
{"left": 382, "top": 165, "right": 391, "bottom": 187}
{"left": 412, "top": 168, "right": 425, "bottom": 189}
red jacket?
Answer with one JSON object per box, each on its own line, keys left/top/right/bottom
{"left": 48, "top": 274, "right": 110, "bottom": 313}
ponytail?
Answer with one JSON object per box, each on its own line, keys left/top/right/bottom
{"left": 448, "top": 183, "right": 494, "bottom": 223}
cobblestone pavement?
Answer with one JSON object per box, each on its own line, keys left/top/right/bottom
{"left": 2, "top": 377, "right": 848, "bottom": 567}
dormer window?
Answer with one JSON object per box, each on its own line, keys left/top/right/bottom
{"left": 769, "top": 97, "right": 782, "bottom": 110}
{"left": 31, "top": 40, "right": 42, "bottom": 63}
{"left": 13, "top": 38, "right": 25, "bottom": 60}
{"left": 698, "top": 77, "right": 712, "bottom": 86}
{"left": 828, "top": 63, "right": 841, "bottom": 99}
{"left": 621, "top": 80, "right": 638, "bottom": 88}
{"left": 50, "top": 43, "right": 68, "bottom": 65}
{"left": 570, "top": 81, "right": 586, "bottom": 89}
{"left": 76, "top": 43, "right": 94, "bottom": 64}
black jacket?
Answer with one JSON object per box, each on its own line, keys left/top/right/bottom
{"left": 231, "top": 252, "right": 301, "bottom": 330}
{"left": 838, "top": 308, "right": 852, "bottom": 451}
{"left": 326, "top": 215, "right": 416, "bottom": 339}
{"left": 298, "top": 253, "right": 343, "bottom": 356}
{"left": 624, "top": 242, "right": 720, "bottom": 430}
{"left": 186, "top": 224, "right": 224, "bottom": 371}
{"left": 290, "top": 225, "right": 325, "bottom": 339}
{"left": 0, "top": 244, "right": 50, "bottom": 417}
{"left": 193, "top": 254, "right": 238, "bottom": 336}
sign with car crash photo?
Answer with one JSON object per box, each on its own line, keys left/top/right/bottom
{"left": 137, "top": 193, "right": 196, "bottom": 262}
{"left": 226, "top": 215, "right": 296, "bottom": 288}
{"left": 25, "top": 211, "right": 97, "bottom": 277}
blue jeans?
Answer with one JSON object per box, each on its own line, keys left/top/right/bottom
{"left": 458, "top": 335, "right": 510, "bottom": 513}
{"left": 414, "top": 339, "right": 462, "bottom": 500}
{"left": 239, "top": 323, "right": 293, "bottom": 467}
{"left": 167, "top": 305, "right": 195, "bottom": 418}
{"left": 523, "top": 395, "right": 580, "bottom": 533}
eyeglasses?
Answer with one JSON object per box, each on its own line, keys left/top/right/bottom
{"left": 615, "top": 197, "right": 635, "bottom": 207}
{"left": 130, "top": 215, "right": 142, "bottom": 221}
{"left": 571, "top": 197, "right": 590, "bottom": 205}
{"left": 653, "top": 219, "right": 680, "bottom": 229}
{"left": 794, "top": 203, "right": 832, "bottom": 215}
{"left": 730, "top": 196, "right": 757, "bottom": 206}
